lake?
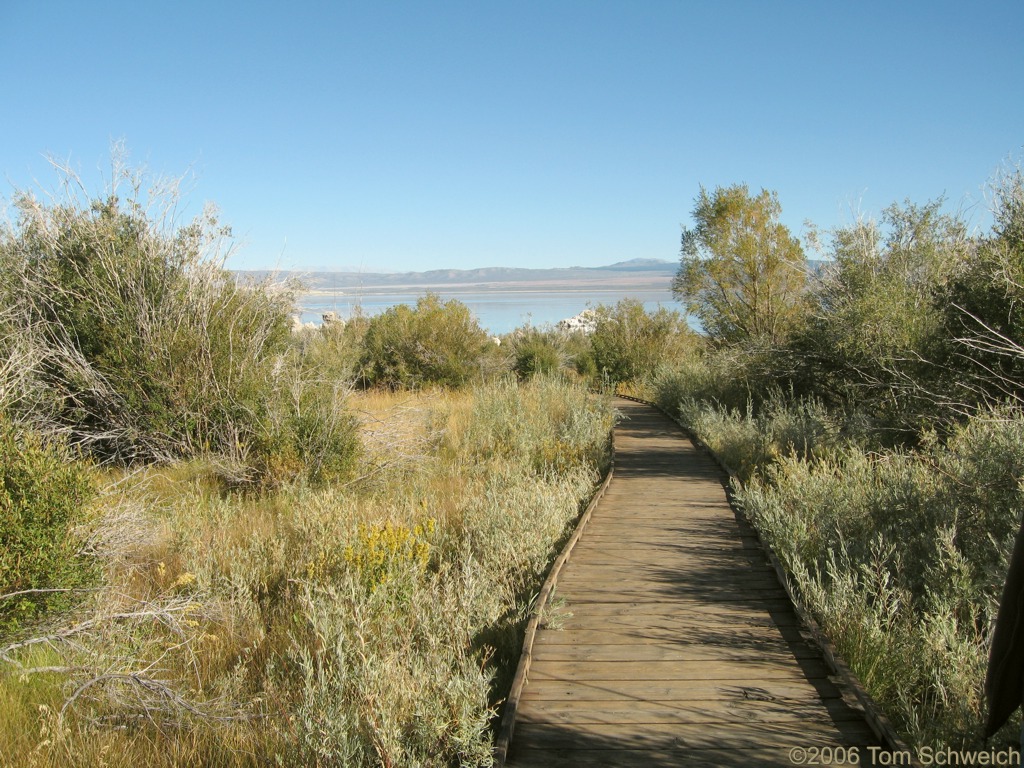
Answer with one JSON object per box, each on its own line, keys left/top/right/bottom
{"left": 297, "top": 287, "right": 683, "bottom": 336}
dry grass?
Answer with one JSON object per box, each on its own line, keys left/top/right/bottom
{"left": 0, "top": 376, "right": 613, "bottom": 767}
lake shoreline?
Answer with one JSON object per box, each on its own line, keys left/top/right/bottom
{"left": 299, "top": 275, "right": 673, "bottom": 296}
{"left": 297, "top": 283, "right": 682, "bottom": 336}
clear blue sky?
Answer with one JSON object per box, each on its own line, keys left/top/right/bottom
{"left": 2, "top": 1, "right": 1021, "bottom": 272}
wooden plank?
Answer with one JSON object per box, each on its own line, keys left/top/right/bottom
{"left": 556, "top": 574, "right": 786, "bottom": 590}
{"left": 568, "top": 540, "right": 766, "bottom": 556}
{"left": 532, "top": 625, "right": 811, "bottom": 646}
{"left": 555, "top": 570, "right": 784, "bottom": 584}
{"left": 549, "top": 616, "right": 805, "bottom": 635}
{"left": 578, "top": 529, "right": 759, "bottom": 541}
{"left": 530, "top": 641, "right": 821, "bottom": 663}
{"left": 553, "top": 567, "right": 782, "bottom": 584}
{"left": 527, "top": 658, "right": 831, "bottom": 682}
{"left": 586, "top": 507, "right": 745, "bottom": 520}
{"left": 588, "top": 500, "right": 729, "bottom": 507}
{"left": 512, "top": 720, "right": 878, "bottom": 750}
{"left": 563, "top": 553, "right": 772, "bottom": 570}
{"left": 575, "top": 524, "right": 753, "bottom": 536}
{"left": 562, "top": 558, "right": 772, "bottom": 574}
{"left": 550, "top": 610, "right": 805, "bottom": 633}
{"left": 552, "top": 598, "right": 799, "bottom": 617}
{"left": 563, "top": 552, "right": 773, "bottom": 569}
{"left": 516, "top": 696, "right": 866, "bottom": 725}
{"left": 553, "top": 588, "right": 790, "bottom": 603}
{"left": 556, "top": 577, "right": 783, "bottom": 591}
{"left": 517, "top": 678, "right": 846, "bottom": 703}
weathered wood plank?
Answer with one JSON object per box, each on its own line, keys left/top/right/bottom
{"left": 551, "top": 598, "right": 799, "bottom": 616}
{"left": 517, "top": 678, "right": 846, "bottom": 703}
{"left": 554, "top": 568, "right": 782, "bottom": 584}
{"left": 502, "top": 399, "right": 881, "bottom": 766}
{"left": 552, "top": 588, "right": 791, "bottom": 604}
{"left": 530, "top": 640, "right": 822, "bottom": 663}
{"left": 516, "top": 696, "right": 867, "bottom": 725}
{"left": 555, "top": 558, "right": 776, "bottom": 572}
{"left": 549, "top": 613, "right": 805, "bottom": 632}
{"left": 556, "top": 575, "right": 787, "bottom": 590}
{"left": 527, "top": 658, "right": 831, "bottom": 682}
{"left": 532, "top": 625, "right": 811, "bottom": 646}
{"left": 513, "top": 720, "right": 878, "bottom": 750}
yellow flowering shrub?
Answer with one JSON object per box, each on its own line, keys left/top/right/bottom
{"left": 344, "top": 520, "right": 434, "bottom": 590}
{"left": 305, "top": 518, "right": 436, "bottom": 590}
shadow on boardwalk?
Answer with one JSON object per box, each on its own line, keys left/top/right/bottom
{"left": 504, "top": 399, "right": 880, "bottom": 767}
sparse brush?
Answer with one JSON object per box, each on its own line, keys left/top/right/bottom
{"left": 0, "top": 156, "right": 296, "bottom": 467}
{"left": 245, "top": 358, "right": 361, "bottom": 489}
{"left": 0, "top": 155, "right": 366, "bottom": 492}
{"left": 449, "top": 374, "right": 613, "bottom": 477}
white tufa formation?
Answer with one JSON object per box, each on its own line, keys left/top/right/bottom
{"left": 556, "top": 309, "right": 597, "bottom": 334}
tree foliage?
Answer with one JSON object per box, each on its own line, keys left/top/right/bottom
{"left": 672, "top": 184, "right": 806, "bottom": 345}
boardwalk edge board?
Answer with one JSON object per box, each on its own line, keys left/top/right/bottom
{"left": 616, "top": 393, "right": 916, "bottom": 761}
{"left": 492, "top": 431, "right": 616, "bottom": 766}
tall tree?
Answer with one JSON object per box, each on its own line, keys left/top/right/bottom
{"left": 672, "top": 184, "right": 806, "bottom": 345}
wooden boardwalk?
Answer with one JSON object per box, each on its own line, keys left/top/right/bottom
{"left": 505, "top": 398, "right": 880, "bottom": 767}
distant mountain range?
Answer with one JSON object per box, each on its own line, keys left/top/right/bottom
{"left": 237, "top": 258, "right": 677, "bottom": 293}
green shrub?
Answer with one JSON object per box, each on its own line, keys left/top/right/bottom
{"left": 590, "top": 299, "right": 695, "bottom": 384}
{"left": 293, "top": 310, "right": 369, "bottom": 383}
{"left": 292, "top": 568, "right": 494, "bottom": 767}
{"left": 938, "top": 170, "right": 1024, "bottom": 408}
{"left": 0, "top": 161, "right": 366, "bottom": 489}
{"left": 647, "top": 350, "right": 751, "bottom": 413}
{"left": 790, "top": 199, "right": 970, "bottom": 436}
{"left": 0, "top": 420, "right": 96, "bottom": 633}
{"left": 571, "top": 346, "right": 599, "bottom": 380}
{"left": 1, "top": 170, "right": 294, "bottom": 464}
{"left": 357, "top": 294, "right": 490, "bottom": 389}
{"left": 664, "top": 389, "right": 841, "bottom": 482}
{"left": 510, "top": 328, "right": 565, "bottom": 379}
{"left": 248, "top": 365, "right": 361, "bottom": 489}
{"left": 648, "top": 360, "right": 711, "bottom": 415}
{"left": 676, "top": 398, "right": 769, "bottom": 481}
